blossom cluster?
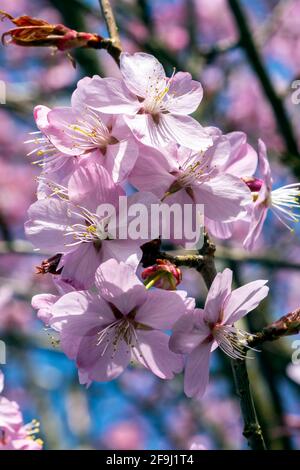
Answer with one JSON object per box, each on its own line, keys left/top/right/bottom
{"left": 27, "top": 53, "right": 299, "bottom": 398}
{"left": 0, "top": 369, "right": 42, "bottom": 450}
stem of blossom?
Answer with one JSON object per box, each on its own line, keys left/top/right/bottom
{"left": 231, "top": 358, "right": 266, "bottom": 449}
{"left": 99, "top": 0, "right": 122, "bottom": 64}
{"left": 227, "top": 0, "right": 300, "bottom": 176}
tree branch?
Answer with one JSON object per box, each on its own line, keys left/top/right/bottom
{"left": 99, "top": 0, "right": 122, "bottom": 64}
{"left": 249, "top": 308, "right": 300, "bottom": 348}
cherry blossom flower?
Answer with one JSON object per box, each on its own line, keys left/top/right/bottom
{"left": 32, "top": 102, "right": 138, "bottom": 184}
{"left": 129, "top": 137, "right": 252, "bottom": 241}
{"left": 47, "top": 259, "right": 194, "bottom": 383}
{"left": 74, "top": 52, "right": 212, "bottom": 151}
{"left": 25, "top": 162, "right": 156, "bottom": 289}
{"left": 244, "top": 139, "right": 300, "bottom": 250}
{"left": 169, "top": 268, "right": 269, "bottom": 398}
{"left": 0, "top": 370, "right": 42, "bottom": 450}
{"left": 200, "top": 129, "right": 258, "bottom": 240}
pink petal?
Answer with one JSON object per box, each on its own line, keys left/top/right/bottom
{"left": 61, "top": 243, "right": 102, "bottom": 290}
{"left": 68, "top": 161, "right": 124, "bottom": 210}
{"left": 204, "top": 269, "right": 233, "bottom": 324}
{"left": 25, "top": 198, "right": 80, "bottom": 252}
{"left": 125, "top": 113, "right": 212, "bottom": 151}
{"left": 134, "top": 330, "right": 183, "bottom": 379}
{"left": 225, "top": 132, "right": 258, "bottom": 176}
{"left": 166, "top": 71, "right": 204, "bottom": 114}
{"left": 258, "top": 139, "right": 273, "bottom": 189}
{"left": 129, "top": 144, "right": 175, "bottom": 197}
{"left": 169, "top": 309, "right": 210, "bottom": 354}
{"left": 193, "top": 174, "right": 251, "bottom": 222}
{"left": 136, "top": 289, "right": 194, "bottom": 329}
{"left": 33, "top": 105, "right": 51, "bottom": 132}
{"left": 120, "top": 52, "right": 166, "bottom": 97}
{"left": 77, "top": 327, "right": 131, "bottom": 382}
{"left": 105, "top": 138, "right": 139, "bottom": 184}
{"left": 73, "top": 75, "right": 139, "bottom": 114}
{"left": 47, "top": 107, "right": 85, "bottom": 155}
{"left": 31, "top": 293, "right": 58, "bottom": 326}
{"left": 95, "top": 259, "right": 146, "bottom": 315}
{"left": 101, "top": 239, "right": 142, "bottom": 272}
{"left": 223, "top": 280, "right": 269, "bottom": 324}
{"left": 243, "top": 202, "right": 268, "bottom": 251}
{"left": 184, "top": 341, "right": 212, "bottom": 398}
{"left": 205, "top": 219, "right": 233, "bottom": 239}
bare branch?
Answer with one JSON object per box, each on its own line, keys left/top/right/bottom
{"left": 99, "top": 0, "right": 122, "bottom": 64}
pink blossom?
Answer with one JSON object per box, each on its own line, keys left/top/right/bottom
{"left": 169, "top": 268, "right": 268, "bottom": 398}
{"left": 129, "top": 136, "right": 252, "bottom": 240}
{"left": 74, "top": 52, "right": 212, "bottom": 151}
{"left": 25, "top": 162, "right": 156, "bottom": 289}
{"left": 0, "top": 370, "right": 42, "bottom": 450}
{"left": 33, "top": 101, "right": 138, "bottom": 184}
{"left": 48, "top": 259, "right": 194, "bottom": 383}
{"left": 244, "top": 140, "right": 300, "bottom": 250}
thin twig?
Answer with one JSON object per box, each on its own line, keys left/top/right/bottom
{"left": 99, "top": 0, "right": 122, "bottom": 64}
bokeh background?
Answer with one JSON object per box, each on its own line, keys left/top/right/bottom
{"left": 1, "top": 0, "right": 300, "bottom": 450}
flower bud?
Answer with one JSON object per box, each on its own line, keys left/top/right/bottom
{"left": 142, "top": 259, "right": 182, "bottom": 290}
{"left": 0, "top": 11, "right": 103, "bottom": 51}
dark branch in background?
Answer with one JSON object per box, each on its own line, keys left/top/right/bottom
{"left": 0, "top": 212, "right": 13, "bottom": 249}
{"left": 227, "top": 0, "right": 300, "bottom": 177}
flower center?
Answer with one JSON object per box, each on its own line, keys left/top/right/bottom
{"left": 212, "top": 324, "right": 257, "bottom": 360}
{"left": 96, "top": 307, "right": 152, "bottom": 360}
{"left": 68, "top": 110, "right": 115, "bottom": 151}
{"left": 162, "top": 153, "right": 216, "bottom": 200}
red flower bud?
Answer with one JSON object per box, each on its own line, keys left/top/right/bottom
{"left": 142, "top": 259, "right": 182, "bottom": 290}
{"left": 0, "top": 10, "right": 103, "bottom": 52}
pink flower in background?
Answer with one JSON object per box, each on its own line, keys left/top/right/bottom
{"left": 226, "top": 68, "right": 282, "bottom": 151}
{"left": 49, "top": 259, "right": 193, "bottom": 383}
{"left": 25, "top": 162, "right": 155, "bottom": 289}
{"left": 102, "top": 420, "right": 145, "bottom": 450}
{"left": 0, "top": 159, "right": 36, "bottom": 227}
{"left": 170, "top": 268, "right": 268, "bottom": 398}
{"left": 75, "top": 52, "right": 212, "bottom": 151}
{"left": 0, "top": 370, "right": 42, "bottom": 450}
{"left": 244, "top": 139, "right": 300, "bottom": 250}
{"left": 33, "top": 102, "right": 138, "bottom": 183}
{"left": 195, "top": 0, "right": 237, "bottom": 45}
